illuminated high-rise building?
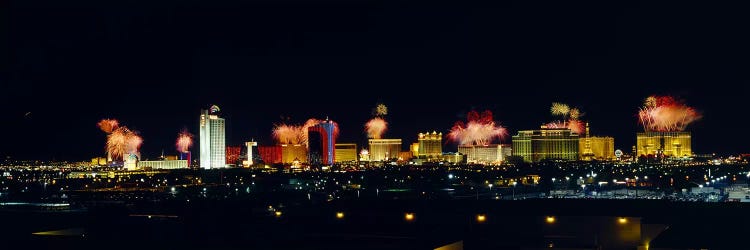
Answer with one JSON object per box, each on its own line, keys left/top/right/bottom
{"left": 417, "top": 131, "right": 442, "bottom": 158}
{"left": 410, "top": 143, "right": 419, "bottom": 157}
{"left": 512, "top": 127, "right": 579, "bottom": 163}
{"left": 334, "top": 143, "right": 357, "bottom": 163}
{"left": 458, "top": 144, "right": 511, "bottom": 164}
{"left": 368, "top": 139, "right": 402, "bottom": 161}
{"left": 199, "top": 105, "right": 226, "bottom": 169}
{"left": 307, "top": 119, "right": 337, "bottom": 165}
{"left": 636, "top": 132, "right": 692, "bottom": 158}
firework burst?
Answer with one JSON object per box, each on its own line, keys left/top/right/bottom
{"left": 365, "top": 117, "right": 388, "bottom": 139}
{"left": 176, "top": 130, "right": 193, "bottom": 153}
{"left": 375, "top": 103, "right": 388, "bottom": 116}
{"left": 547, "top": 102, "right": 586, "bottom": 134}
{"left": 97, "top": 119, "right": 119, "bottom": 134}
{"left": 106, "top": 127, "right": 142, "bottom": 160}
{"left": 638, "top": 95, "right": 701, "bottom": 132}
{"left": 448, "top": 110, "right": 507, "bottom": 145}
{"left": 272, "top": 124, "right": 304, "bottom": 144}
{"left": 550, "top": 103, "right": 570, "bottom": 117}
{"left": 569, "top": 108, "right": 581, "bottom": 120}
{"left": 272, "top": 118, "right": 331, "bottom": 145}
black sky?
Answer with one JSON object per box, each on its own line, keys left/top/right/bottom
{"left": 3, "top": 0, "right": 750, "bottom": 161}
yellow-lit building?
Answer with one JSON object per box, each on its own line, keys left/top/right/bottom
{"left": 334, "top": 143, "right": 357, "bottom": 163}
{"left": 512, "top": 127, "right": 579, "bottom": 163}
{"left": 281, "top": 144, "right": 307, "bottom": 164}
{"left": 417, "top": 131, "right": 442, "bottom": 158}
{"left": 458, "top": 144, "right": 511, "bottom": 164}
{"left": 636, "top": 132, "right": 691, "bottom": 158}
{"left": 579, "top": 137, "right": 615, "bottom": 161}
{"left": 440, "top": 152, "right": 466, "bottom": 164}
{"left": 398, "top": 151, "right": 413, "bottom": 161}
{"left": 368, "top": 139, "right": 402, "bottom": 161}
{"left": 410, "top": 143, "right": 419, "bottom": 157}
{"left": 138, "top": 160, "right": 188, "bottom": 170}
{"left": 91, "top": 157, "right": 107, "bottom": 166}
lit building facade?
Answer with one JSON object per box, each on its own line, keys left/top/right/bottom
{"left": 417, "top": 131, "right": 442, "bottom": 158}
{"left": 307, "top": 120, "right": 337, "bottom": 165}
{"left": 334, "top": 143, "right": 357, "bottom": 163}
{"left": 199, "top": 105, "right": 226, "bottom": 169}
{"left": 410, "top": 143, "right": 419, "bottom": 157}
{"left": 458, "top": 144, "right": 511, "bottom": 164}
{"left": 281, "top": 144, "right": 307, "bottom": 164}
{"left": 368, "top": 139, "right": 402, "bottom": 161}
{"left": 440, "top": 152, "right": 466, "bottom": 164}
{"left": 226, "top": 146, "right": 241, "bottom": 166}
{"left": 138, "top": 160, "right": 188, "bottom": 170}
{"left": 258, "top": 145, "right": 282, "bottom": 164}
{"left": 398, "top": 151, "right": 413, "bottom": 161}
{"left": 124, "top": 153, "right": 139, "bottom": 170}
{"left": 636, "top": 131, "right": 692, "bottom": 158}
{"left": 512, "top": 128, "right": 579, "bottom": 163}
{"left": 579, "top": 137, "right": 615, "bottom": 161}
{"left": 244, "top": 141, "right": 258, "bottom": 167}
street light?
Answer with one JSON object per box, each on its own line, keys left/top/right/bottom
{"left": 512, "top": 181, "right": 517, "bottom": 200}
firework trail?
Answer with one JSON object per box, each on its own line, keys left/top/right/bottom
{"left": 176, "top": 130, "right": 193, "bottom": 153}
{"left": 638, "top": 95, "right": 701, "bottom": 132}
{"left": 448, "top": 110, "right": 507, "bottom": 145}
{"left": 97, "top": 119, "right": 119, "bottom": 134}
{"left": 106, "top": 127, "right": 141, "bottom": 160}
{"left": 550, "top": 103, "right": 570, "bottom": 117}
{"left": 365, "top": 117, "right": 388, "bottom": 139}
{"left": 375, "top": 103, "right": 388, "bottom": 116}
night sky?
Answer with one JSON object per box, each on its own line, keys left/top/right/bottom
{"left": 3, "top": 0, "right": 750, "bottom": 161}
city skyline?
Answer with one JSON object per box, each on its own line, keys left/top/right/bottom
{"left": 4, "top": 1, "right": 750, "bottom": 160}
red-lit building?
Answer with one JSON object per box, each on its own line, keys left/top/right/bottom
{"left": 308, "top": 120, "right": 337, "bottom": 165}
{"left": 259, "top": 145, "right": 282, "bottom": 164}
{"left": 226, "top": 146, "right": 241, "bottom": 165}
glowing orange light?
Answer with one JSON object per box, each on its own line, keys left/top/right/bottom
{"left": 618, "top": 217, "right": 627, "bottom": 224}
{"left": 546, "top": 216, "right": 555, "bottom": 224}
{"left": 405, "top": 213, "right": 415, "bottom": 221}
{"left": 476, "top": 214, "right": 486, "bottom": 223}
{"left": 336, "top": 212, "right": 345, "bottom": 219}
{"left": 274, "top": 211, "right": 282, "bottom": 217}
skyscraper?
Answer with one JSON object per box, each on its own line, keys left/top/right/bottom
{"left": 308, "top": 119, "right": 337, "bottom": 165}
{"left": 512, "top": 127, "right": 579, "bottom": 163}
{"left": 199, "top": 105, "right": 226, "bottom": 169}
{"left": 417, "top": 131, "right": 442, "bottom": 159}
{"left": 368, "top": 139, "right": 402, "bottom": 161}
{"left": 458, "top": 144, "right": 511, "bottom": 164}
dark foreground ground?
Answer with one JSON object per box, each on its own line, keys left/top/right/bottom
{"left": 1, "top": 199, "right": 748, "bottom": 250}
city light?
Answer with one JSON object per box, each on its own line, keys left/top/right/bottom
{"left": 275, "top": 211, "right": 282, "bottom": 217}
{"left": 476, "top": 214, "right": 486, "bottom": 223}
{"left": 336, "top": 212, "right": 345, "bottom": 219}
{"left": 546, "top": 216, "right": 555, "bottom": 224}
{"left": 404, "top": 213, "right": 415, "bottom": 222}
{"left": 618, "top": 217, "right": 628, "bottom": 224}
